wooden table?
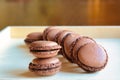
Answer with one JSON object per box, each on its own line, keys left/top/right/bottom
{"left": 0, "top": 0, "right": 120, "bottom": 30}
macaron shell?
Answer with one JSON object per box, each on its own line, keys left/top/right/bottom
{"left": 43, "top": 27, "right": 54, "bottom": 40}
{"left": 27, "top": 32, "right": 43, "bottom": 40}
{"left": 77, "top": 43, "right": 107, "bottom": 68}
{"left": 57, "top": 30, "right": 73, "bottom": 45}
{"left": 32, "top": 57, "right": 60, "bottom": 65}
{"left": 63, "top": 33, "right": 81, "bottom": 62}
{"left": 72, "top": 37, "right": 95, "bottom": 63}
{"left": 24, "top": 32, "right": 43, "bottom": 45}
{"left": 29, "top": 62, "right": 61, "bottom": 70}
{"left": 30, "top": 41, "right": 61, "bottom": 50}
{"left": 47, "top": 29, "right": 63, "bottom": 41}
{"left": 31, "top": 50, "right": 59, "bottom": 58}
{"left": 43, "top": 27, "right": 61, "bottom": 40}
{"left": 30, "top": 67, "right": 61, "bottom": 76}
{"left": 54, "top": 30, "right": 64, "bottom": 43}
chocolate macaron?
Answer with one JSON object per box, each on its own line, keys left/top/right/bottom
{"left": 24, "top": 32, "right": 43, "bottom": 45}
{"left": 46, "top": 29, "right": 63, "bottom": 41}
{"left": 29, "top": 41, "right": 61, "bottom": 58}
{"left": 63, "top": 33, "right": 82, "bottom": 62}
{"left": 43, "top": 27, "right": 62, "bottom": 40}
{"left": 72, "top": 36, "right": 95, "bottom": 63}
{"left": 29, "top": 57, "right": 61, "bottom": 76}
{"left": 56, "top": 30, "right": 73, "bottom": 55}
{"left": 76, "top": 42, "right": 108, "bottom": 72}
{"left": 57, "top": 30, "right": 73, "bottom": 45}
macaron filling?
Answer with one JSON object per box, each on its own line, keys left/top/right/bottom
{"left": 30, "top": 49, "right": 60, "bottom": 52}
{"left": 29, "top": 62, "right": 61, "bottom": 71}
{"left": 30, "top": 66, "right": 60, "bottom": 71}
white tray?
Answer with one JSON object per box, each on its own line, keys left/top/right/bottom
{"left": 0, "top": 26, "right": 120, "bottom": 80}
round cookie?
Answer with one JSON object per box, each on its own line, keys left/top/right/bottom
{"left": 29, "top": 57, "right": 61, "bottom": 76}
{"left": 63, "top": 33, "right": 81, "bottom": 62}
{"left": 43, "top": 27, "right": 61, "bottom": 40}
{"left": 46, "top": 29, "right": 63, "bottom": 41}
{"left": 29, "top": 41, "right": 61, "bottom": 58}
{"left": 72, "top": 36, "right": 95, "bottom": 63}
{"left": 24, "top": 32, "right": 43, "bottom": 45}
{"left": 57, "top": 30, "right": 73, "bottom": 55}
{"left": 57, "top": 30, "right": 73, "bottom": 45}
{"left": 76, "top": 42, "right": 108, "bottom": 72}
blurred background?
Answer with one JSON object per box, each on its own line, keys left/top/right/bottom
{"left": 0, "top": 0, "right": 120, "bottom": 30}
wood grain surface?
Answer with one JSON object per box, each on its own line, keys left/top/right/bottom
{"left": 0, "top": 0, "right": 120, "bottom": 30}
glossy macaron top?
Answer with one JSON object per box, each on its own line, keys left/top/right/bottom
{"left": 77, "top": 42, "right": 108, "bottom": 71}
{"left": 29, "top": 41, "right": 61, "bottom": 50}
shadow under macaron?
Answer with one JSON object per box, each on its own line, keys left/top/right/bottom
{"left": 58, "top": 55, "right": 87, "bottom": 74}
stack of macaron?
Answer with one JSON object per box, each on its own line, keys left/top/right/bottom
{"left": 42, "top": 27, "right": 108, "bottom": 72}
{"left": 25, "top": 33, "right": 62, "bottom": 76}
